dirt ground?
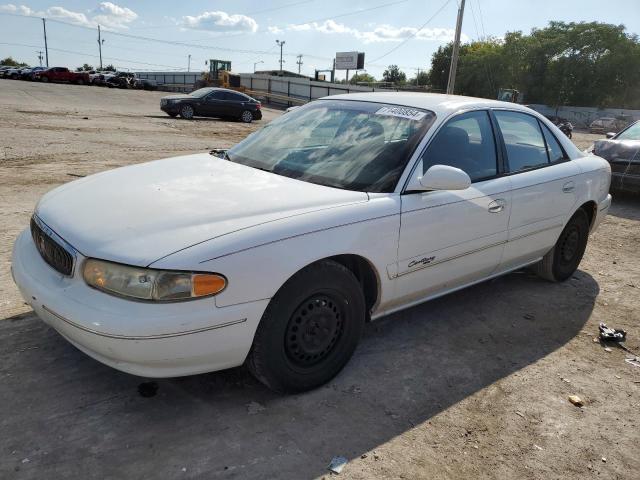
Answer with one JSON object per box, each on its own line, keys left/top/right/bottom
{"left": 1, "top": 79, "right": 639, "bottom": 479}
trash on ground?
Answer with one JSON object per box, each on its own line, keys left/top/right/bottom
{"left": 604, "top": 347, "right": 612, "bottom": 352}
{"left": 328, "top": 456, "right": 348, "bottom": 474}
{"left": 568, "top": 395, "right": 584, "bottom": 407}
{"left": 599, "top": 323, "right": 627, "bottom": 342}
{"left": 515, "top": 411, "right": 525, "bottom": 418}
{"left": 246, "top": 401, "right": 266, "bottom": 415}
{"left": 625, "top": 357, "right": 640, "bottom": 368}
{"left": 602, "top": 457, "right": 607, "bottom": 463}
{"left": 534, "top": 444, "right": 543, "bottom": 451}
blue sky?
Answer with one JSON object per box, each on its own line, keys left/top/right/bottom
{"left": 0, "top": 0, "right": 639, "bottom": 79}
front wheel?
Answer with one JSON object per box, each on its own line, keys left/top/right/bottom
{"left": 247, "top": 260, "right": 365, "bottom": 393}
{"left": 240, "top": 110, "right": 254, "bottom": 123}
{"left": 76, "top": 79, "right": 84, "bottom": 85}
{"left": 40, "top": 76, "right": 49, "bottom": 83}
{"left": 180, "top": 104, "right": 194, "bottom": 119}
{"left": 531, "top": 208, "right": 590, "bottom": 282}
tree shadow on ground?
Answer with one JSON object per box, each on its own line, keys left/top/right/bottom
{"left": 0, "top": 270, "right": 597, "bottom": 479}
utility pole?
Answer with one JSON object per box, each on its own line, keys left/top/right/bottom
{"left": 446, "top": 0, "right": 465, "bottom": 94}
{"left": 36, "top": 51, "right": 43, "bottom": 67}
{"left": 42, "top": 18, "right": 49, "bottom": 68}
{"left": 296, "top": 54, "right": 303, "bottom": 74}
{"left": 97, "top": 25, "right": 104, "bottom": 70}
{"left": 415, "top": 68, "right": 421, "bottom": 86}
{"left": 276, "top": 39, "right": 285, "bottom": 72}
{"left": 187, "top": 54, "right": 191, "bottom": 72}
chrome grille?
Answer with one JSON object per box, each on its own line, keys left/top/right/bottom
{"left": 30, "top": 217, "right": 74, "bottom": 276}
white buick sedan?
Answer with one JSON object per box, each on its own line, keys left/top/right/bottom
{"left": 12, "top": 93, "right": 611, "bottom": 393}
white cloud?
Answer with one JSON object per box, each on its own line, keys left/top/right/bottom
{"left": 267, "top": 25, "right": 283, "bottom": 34}
{"left": 182, "top": 11, "right": 258, "bottom": 33}
{"left": 277, "top": 19, "right": 468, "bottom": 44}
{"left": 92, "top": 2, "right": 137, "bottom": 29}
{"left": 46, "top": 6, "right": 92, "bottom": 27}
{"left": 0, "top": 2, "right": 138, "bottom": 29}
{"left": 0, "top": 3, "right": 40, "bottom": 16}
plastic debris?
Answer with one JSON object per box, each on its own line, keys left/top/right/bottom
{"left": 604, "top": 347, "right": 612, "bottom": 352}
{"left": 246, "top": 401, "right": 266, "bottom": 415}
{"left": 328, "top": 456, "right": 348, "bottom": 474}
{"left": 534, "top": 444, "right": 543, "bottom": 451}
{"left": 602, "top": 457, "right": 607, "bottom": 463}
{"left": 599, "top": 323, "right": 627, "bottom": 342}
{"left": 625, "top": 357, "right": 640, "bottom": 368}
{"left": 568, "top": 395, "right": 584, "bottom": 407}
{"left": 515, "top": 411, "right": 525, "bottom": 418}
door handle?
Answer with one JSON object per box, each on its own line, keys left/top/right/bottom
{"left": 562, "top": 181, "right": 575, "bottom": 193}
{"left": 488, "top": 198, "right": 506, "bottom": 213}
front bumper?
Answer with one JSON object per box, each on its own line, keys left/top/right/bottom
{"left": 11, "top": 229, "right": 269, "bottom": 378}
{"left": 160, "top": 102, "right": 180, "bottom": 114}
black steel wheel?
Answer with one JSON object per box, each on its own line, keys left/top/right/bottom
{"left": 532, "top": 208, "right": 590, "bottom": 282}
{"left": 248, "top": 260, "right": 365, "bottom": 393}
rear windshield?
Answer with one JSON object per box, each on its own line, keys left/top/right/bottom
{"left": 226, "top": 99, "right": 435, "bottom": 192}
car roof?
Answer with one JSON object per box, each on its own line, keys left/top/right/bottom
{"left": 322, "top": 92, "right": 535, "bottom": 116}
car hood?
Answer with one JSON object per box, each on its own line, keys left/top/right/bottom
{"left": 35, "top": 153, "right": 368, "bottom": 266}
{"left": 594, "top": 139, "right": 640, "bottom": 162}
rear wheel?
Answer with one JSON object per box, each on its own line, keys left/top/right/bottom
{"left": 180, "top": 104, "right": 194, "bottom": 120}
{"left": 76, "top": 79, "right": 84, "bottom": 85}
{"left": 247, "top": 260, "right": 365, "bottom": 393}
{"left": 240, "top": 110, "right": 254, "bottom": 123}
{"left": 532, "top": 208, "right": 590, "bottom": 282}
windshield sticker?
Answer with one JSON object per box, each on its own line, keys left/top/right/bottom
{"left": 375, "top": 106, "right": 427, "bottom": 121}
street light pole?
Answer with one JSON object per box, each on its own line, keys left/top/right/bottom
{"left": 188, "top": 54, "right": 191, "bottom": 72}
{"left": 97, "top": 25, "right": 103, "bottom": 70}
{"left": 253, "top": 60, "right": 264, "bottom": 73}
{"left": 276, "top": 39, "right": 285, "bottom": 72}
{"left": 446, "top": 0, "right": 465, "bottom": 95}
{"left": 42, "top": 18, "right": 49, "bottom": 68}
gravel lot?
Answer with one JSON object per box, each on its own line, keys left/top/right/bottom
{"left": 1, "top": 79, "right": 639, "bottom": 479}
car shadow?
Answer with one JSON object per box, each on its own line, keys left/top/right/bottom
{"left": 144, "top": 115, "right": 239, "bottom": 123}
{"left": 0, "top": 269, "right": 597, "bottom": 479}
{"left": 609, "top": 191, "right": 640, "bottom": 221}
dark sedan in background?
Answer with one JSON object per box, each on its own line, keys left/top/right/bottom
{"left": 160, "top": 87, "right": 262, "bottom": 123}
{"left": 592, "top": 120, "right": 640, "bottom": 193}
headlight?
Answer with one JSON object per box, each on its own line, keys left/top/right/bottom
{"left": 83, "top": 259, "right": 226, "bottom": 301}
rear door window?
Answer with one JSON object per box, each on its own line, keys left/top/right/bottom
{"left": 541, "top": 124, "right": 567, "bottom": 163}
{"left": 495, "top": 111, "right": 549, "bottom": 172}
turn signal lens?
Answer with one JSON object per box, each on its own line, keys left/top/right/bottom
{"left": 192, "top": 274, "right": 226, "bottom": 296}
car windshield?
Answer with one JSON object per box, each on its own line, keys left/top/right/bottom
{"left": 226, "top": 99, "right": 435, "bottom": 192}
{"left": 190, "top": 88, "right": 215, "bottom": 98}
{"left": 616, "top": 122, "right": 640, "bottom": 141}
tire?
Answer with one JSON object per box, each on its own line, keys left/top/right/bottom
{"left": 76, "top": 79, "right": 84, "bottom": 85}
{"left": 180, "top": 104, "right": 194, "bottom": 120}
{"left": 40, "top": 76, "right": 49, "bottom": 83}
{"left": 167, "top": 113, "right": 178, "bottom": 118}
{"left": 240, "top": 110, "right": 254, "bottom": 123}
{"left": 247, "top": 260, "right": 366, "bottom": 393}
{"left": 531, "top": 208, "right": 590, "bottom": 282}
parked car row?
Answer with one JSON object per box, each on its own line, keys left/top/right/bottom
{"left": 0, "top": 65, "right": 157, "bottom": 90}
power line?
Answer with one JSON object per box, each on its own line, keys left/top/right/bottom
{"left": 370, "top": 0, "right": 452, "bottom": 63}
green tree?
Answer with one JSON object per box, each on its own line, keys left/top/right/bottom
{"left": 1, "top": 56, "right": 28, "bottom": 67}
{"left": 103, "top": 64, "right": 116, "bottom": 72}
{"left": 349, "top": 72, "right": 376, "bottom": 85}
{"left": 410, "top": 70, "right": 430, "bottom": 86}
{"left": 382, "top": 65, "right": 406, "bottom": 85}
{"left": 76, "top": 63, "right": 94, "bottom": 72}
{"left": 426, "top": 21, "right": 640, "bottom": 109}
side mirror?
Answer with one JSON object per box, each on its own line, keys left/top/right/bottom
{"left": 406, "top": 163, "right": 471, "bottom": 191}
{"left": 606, "top": 132, "right": 616, "bottom": 139}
